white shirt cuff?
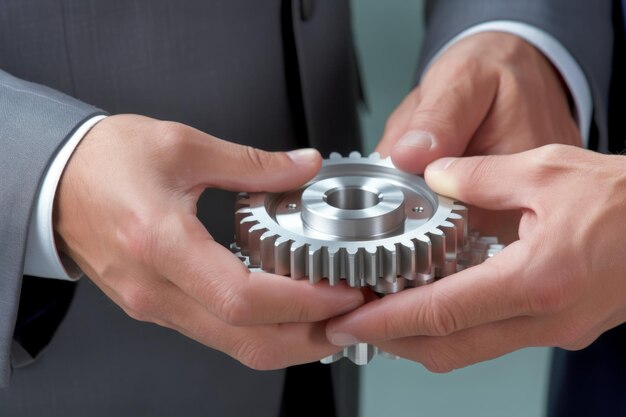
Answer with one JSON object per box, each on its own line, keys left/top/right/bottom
{"left": 24, "top": 115, "right": 107, "bottom": 280}
{"left": 425, "top": 21, "right": 593, "bottom": 147}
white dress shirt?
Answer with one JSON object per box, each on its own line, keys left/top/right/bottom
{"left": 23, "top": 115, "right": 107, "bottom": 280}
{"left": 23, "top": 21, "right": 593, "bottom": 280}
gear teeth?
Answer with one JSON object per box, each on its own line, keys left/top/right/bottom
{"left": 247, "top": 224, "right": 268, "bottom": 266}
{"left": 259, "top": 231, "right": 277, "bottom": 272}
{"left": 488, "top": 244, "right": 505, "bottom": 258}
{"left": 289, "top": 242, "right": 307, "bottom": 280}
{"left": 345, "top": 343, "right": 378, "bottom": 365}
{"left": 346, "top": 247, "right": 362, "bottom": 287}
{"left": 320, "top": 351, "right": 345, "bottom": 365}
{"left": 237, "top": 215, "right": 259, "bottom": 255}
{"left": 428, "top": 228, "right": 446, "bottom": 277}
{"left": 381, "top": 243, "right": 397, "bottom": 280}
{"left": 329, "top": 152, "right": 342, "bottom": 159}
{"left": 377, "top": 350, "right": 400, "bottom": 361}
{"left": 451, "top": 204, "right": 469, "bottom": 250}
{"left": 398, "top": 239, "right": 418, "bottom": 281}
{"left": 321, "top": 343, "right": 380, "bottom": 366}
{"left": 327, "top": 247, "right": 344, "bottom": 286}
{"left": 273, "top": 236, "right": 291, "bottom": 276}
{"left": 364, "top": 246, "right": 378, "bottom": 286}
{"left": 331, "top": 247, "right": 356, "bottom": 287}
{"left": 368, "top": 152, "right": 381, "bottom": 159}
{"left": 376, "top": 276, "right": 406, "bottom": 294}
{"left": 374, "top": 243, "right": 405, "bottom": 294}
{"left": 413, "top": 235, "right": 432, "bottom": 275}
{"left": 440, "top": 220, "right": 457, "bottom": 257}
{"left": 235, "top": 197, "right": 250, "bottom": 212}
{"left": 235, "top": 196, "right": 251, "bottom": 211}
{"left": 307, "top": 245, "right": 327, "bottom": 284}
{"left": 439, "top": 221, "right": 458, "bottom": 277}
{"left": 413, "top": 235, "right": 434, "bottom": 285}
{"left": 349, "top": 151, "right": 362, "bottom": 159}
{"left": 234, "top": 207, "right": 253, "bottom": 245}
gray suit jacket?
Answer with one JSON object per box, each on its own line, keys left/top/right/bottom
{"left": 0, "top": 1, "right": 361, "bottom": 416}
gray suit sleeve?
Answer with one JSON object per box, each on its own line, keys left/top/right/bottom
{"left": 0, "top": 69, "right": 105, "bottom": 387}
{"left": 420, "top": 0, "right": 614, "bottom": 151}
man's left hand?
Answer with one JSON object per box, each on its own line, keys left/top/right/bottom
{"left": 327, "top": 145, "right": 626, "bottom": 372}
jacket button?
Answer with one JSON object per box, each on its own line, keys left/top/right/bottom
{"left": 300, "top": 0, "right": 315, "bottom": 21}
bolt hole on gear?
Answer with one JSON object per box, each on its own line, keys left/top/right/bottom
{"left": 231, "top": 152, "right": 503, "bottom": 365}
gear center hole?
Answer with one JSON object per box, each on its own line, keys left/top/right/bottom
{"left": 324, "top": 187, "right": 381, "bottom": 210}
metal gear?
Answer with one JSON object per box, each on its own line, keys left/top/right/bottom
{"left": 231, "top": 151, "right": 503, "bottom": 365}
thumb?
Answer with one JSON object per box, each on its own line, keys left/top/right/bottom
{"left": 390, "top": 65, "right": 499, "bottom": 174}
{"left": 187, "top": 133, "right": 322, "bottom": 193}
{"left": 424, "top": 153, "right": 530, "bottom": 211}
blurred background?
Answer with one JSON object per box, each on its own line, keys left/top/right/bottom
{"left": 350, "top": 1, "right": 552, "bottom": 416}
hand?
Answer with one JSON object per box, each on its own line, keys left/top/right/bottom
{"left": 55, "top": 114, "right": 364, "bottom": 369}
{"left": 327, "top": 145, "right": 626, "bottom": 372}
{"left": 377, "top": 32, "right": 582, "bottom": 242}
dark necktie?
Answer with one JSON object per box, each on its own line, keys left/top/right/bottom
{"left": 623, "top": 0, "right": 626, "bottom": 33}
{"left": 13, "top": 276, "right": 77, "bottom": 360}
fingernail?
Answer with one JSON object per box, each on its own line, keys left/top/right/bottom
{"left": 330, "top": 333, "right": 361, "bottom": 347}
{"left": 427, "top": 157, "right": 456, "bottom": 172}
{"left": 287, "top": 148, "right": 319, "bottom": 164}
{"left": 396, "top": 130, "right": 434, "bottom": 150}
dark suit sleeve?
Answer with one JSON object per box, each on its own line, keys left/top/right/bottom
{"left": 420, "top": 0, "right": 614, "bottom": 151}
{"left": 0, "top": 69, "right": 105, "bottom": 388}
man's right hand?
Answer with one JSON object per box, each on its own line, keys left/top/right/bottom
{"left": 376, "top": 32, "right": 583, "bottom": 244}
{"left": 54, "top": 114, "right": 364, "bottom": 369}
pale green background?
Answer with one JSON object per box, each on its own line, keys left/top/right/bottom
{"left": 350, "top": 1, "right": 552, "bottom": 416}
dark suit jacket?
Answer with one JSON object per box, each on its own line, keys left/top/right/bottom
{"left": 0, "top": 1, "right": 361, "bottom": 416}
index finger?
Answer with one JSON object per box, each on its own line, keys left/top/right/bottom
{"left": 327, "top": 240, "right": 534, "bottom": 344}
{"left": 157, "top": 214, "right": 364, "bottom": 326}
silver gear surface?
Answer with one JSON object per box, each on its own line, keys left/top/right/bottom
{"left": 232, "top": 152, "right": 502, "bottom": 365}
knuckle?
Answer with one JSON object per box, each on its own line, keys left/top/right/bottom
{"left": 561, "top": 341, "right": 589, "bottom": 351}
{"left": 235, "top": 340, "right": 282, "bottom": 370}
{"left": 421, "top": 347, "right": 457, "bottom": 374}
{"left": 452, "top": 54, "right": 483, "bottom": 78}
{"left": 526, "top": 266, "right": 581, "bottom": 316}
{"left": 465, "top": 155, "right": 497, "bottom": 190}
{"left": 432, "top": 52, "right": 483, "bottom": 81}
{"left": 533, "top": 143, "right": 563, "bottom": 162}
{"left": 118, "top": 212, "right": 161, "bottom": 266}
{"left": 217, "top": 286, "right": 253, "bottom": 326}
{"left": 278, "top": 301, "right": 310, "bottom": 323}
{"left": 242, "top": 146, "right": 275, "bottom": 174}
{"left": 526, "top": 287, "right": 564, "bottom": 316}
{"left": 560, "top": 335, "right": 595, "bottom": 351}
{"left": 155, "top": 120, "right": 189, "bottom": 150}
{"left": 527, "top": 144, "right": 569, "bottom": 179}
{"left": 120, "top": 285, "right": 159, "bottom": 321}
{"left": 549, "top": 322, "right": 594, "bottom": 350}
{"left": 122, "top": 307, "right": 148, "bottom": 323}
{"left": 381, "top": 310, "right": 409, "bottom": 340}
{"left": 427, "top": 309, "right": 459, "bottom": 337}
{"left": 410, "top": 107, "right": 456, "bottom": 142}
{"left": 424, "top": 291, "right": 462, "bottom": 336}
